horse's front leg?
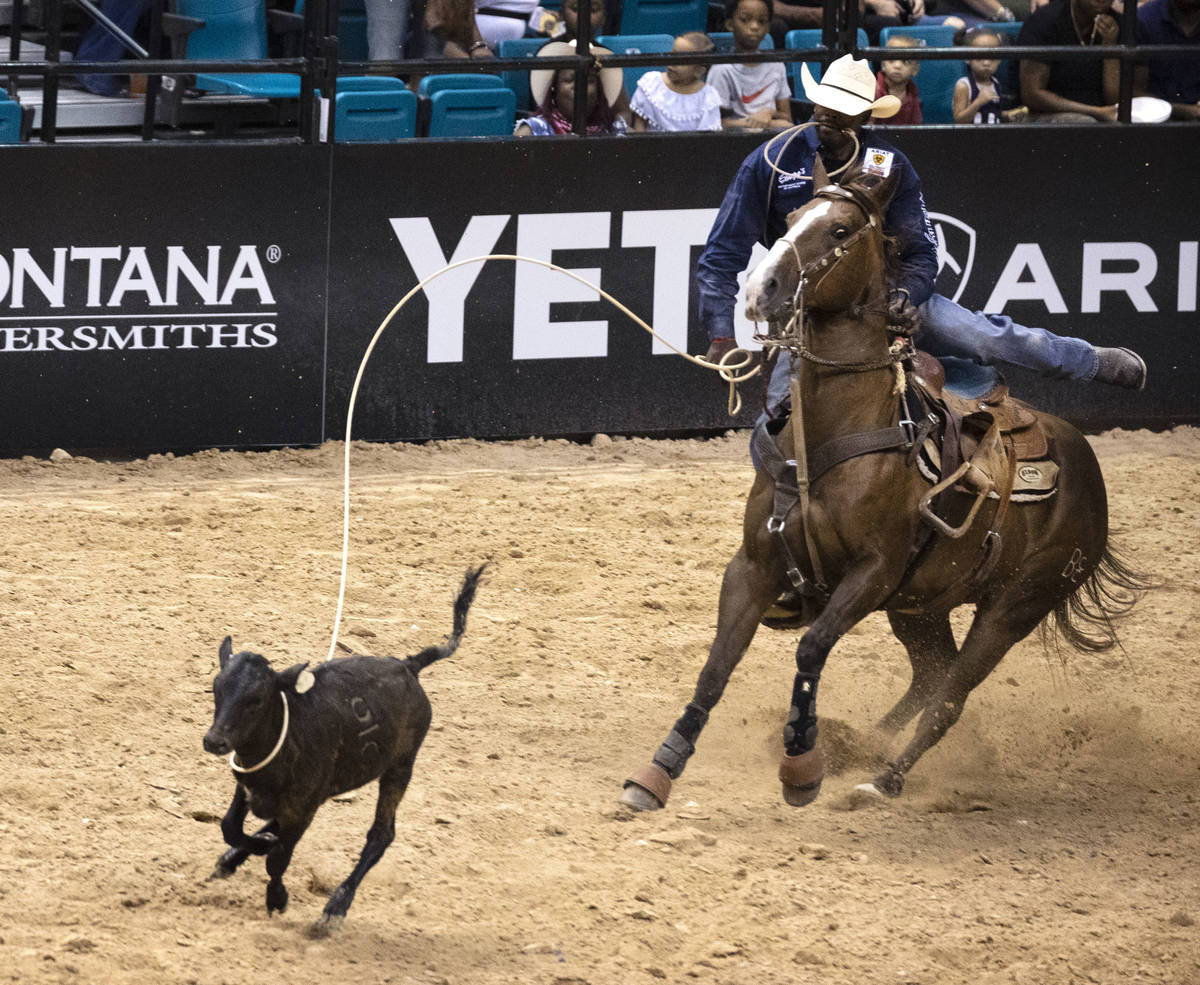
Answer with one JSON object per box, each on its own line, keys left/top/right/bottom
{"left": 780, "top": 556, "right": 900, "bottom": 806}
{"left": 621, "top": 544, "right": 783, "bottom": 811}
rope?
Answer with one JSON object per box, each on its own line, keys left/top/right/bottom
{"left": 228, "top": 692, "right": 290, "bottom": 773}
{"left": 324, "top": 254, "right": 760, "bottom": 663}
{"left": 760, "top": 121, "right": 860, "bottom": 183}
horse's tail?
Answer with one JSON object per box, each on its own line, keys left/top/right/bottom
{"left": 1040, "top": 542, "right": 1153, "bottom": 655}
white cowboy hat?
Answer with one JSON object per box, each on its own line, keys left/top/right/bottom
{"left": 800, "top": 53, "right": 901, "bottom": 119}
{"left": 529, "top": 41, "right": 623, "bottom": 109}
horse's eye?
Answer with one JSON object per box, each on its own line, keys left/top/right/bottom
{"left": 832, "top": 227, "right": 849, "bottom": 241}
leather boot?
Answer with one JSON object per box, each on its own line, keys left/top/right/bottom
{"left": 1093, "top": 347, "right": 1147, "bottom": 390}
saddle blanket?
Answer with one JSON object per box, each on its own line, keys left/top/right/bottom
{"left": 917, "top": 438, "right": 1059, "bottom": 503}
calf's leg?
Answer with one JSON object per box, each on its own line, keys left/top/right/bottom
{"left": 264, "top": 816, "right": 312, "bottom": 915}
{"left": 312, "top": 762, "right": 413, "bottom": 935}
{"left": 212, "top": 786, "right": 279, "bottom": 878}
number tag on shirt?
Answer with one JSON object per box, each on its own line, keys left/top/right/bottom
{"left": 863, "top": 148, "right": 894, "bottom": 177}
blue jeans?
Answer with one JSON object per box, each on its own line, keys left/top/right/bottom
{"left": 364, "top": 0, "right": 411, "bottom": 60}
{"left": 918, "top": 294, "right": 1100, "bottom": 393}
{"left": 758, "top": 292, "right": 1101, "bottom": 418}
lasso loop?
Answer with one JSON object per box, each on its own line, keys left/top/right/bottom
{"left": 325, "top": 254, "right": 760, "bottom": 662}
{"left": 760, "top": 121, "right": 861, "bottom": 183}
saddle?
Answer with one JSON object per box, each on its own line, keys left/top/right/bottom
{"left": 907, "top": 350, "right": 1057, "bottom": 527}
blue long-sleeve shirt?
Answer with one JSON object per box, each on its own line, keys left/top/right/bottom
{"left": 696, "top": 127, "right": 939, "bottom": 342}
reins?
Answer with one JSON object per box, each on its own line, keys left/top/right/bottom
{"left": 754, "top": 177, "right": 910, "bottom": 599}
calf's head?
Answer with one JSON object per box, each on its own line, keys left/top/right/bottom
{"left": 203, "top": 636, "right": 312, "bottom": 756}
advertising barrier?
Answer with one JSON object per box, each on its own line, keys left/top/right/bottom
{"left": 0, "top": 127, "right": 1195, "bottom": 451}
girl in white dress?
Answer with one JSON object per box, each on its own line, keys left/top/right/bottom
{"left": 630, "top": 32, "right": 723, "bottom": 132}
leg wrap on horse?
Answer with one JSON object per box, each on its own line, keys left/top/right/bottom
{"left": 783, "top": 672, "right": 820, "bottom": 756}
{"left": 652, "top": 729, "right": 698, "bottom": 780}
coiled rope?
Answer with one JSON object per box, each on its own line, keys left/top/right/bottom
{"left": 323, "top": 253, "right": 759, "bottom": 662}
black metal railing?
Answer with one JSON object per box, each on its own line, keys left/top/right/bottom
{"left": 1, "top": 0, "right": 1195, "bottom": 143}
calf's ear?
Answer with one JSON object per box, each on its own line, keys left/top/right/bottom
{"left": 279, "top": 661, "right": 316, "bottom": 694}
{"left": 219, "top": 636, "right": 233, "bottom": 670}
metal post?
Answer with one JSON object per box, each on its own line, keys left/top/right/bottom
{"left": 41, "top": 0, "right": 63, "bottom": 142}
{"left": 1117, "top": 0, "right": 1135, "bottom": 123}
{"left": 141, "top": 0, "right": 164, "bottom": 139}
{"left": 572, "top": 0, "right": 593, "bottom": 135}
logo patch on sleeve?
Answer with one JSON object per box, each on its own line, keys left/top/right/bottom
{"left": 863, "top": 148, "right": 894, "bottom": 177}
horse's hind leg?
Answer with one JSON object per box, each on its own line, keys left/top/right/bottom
{"left": 867, "top": 595, "right": 1050, "bottom": 798}
{"left": 621, "top": 546, "right": 782, "bottom": 811}
{"left": 878, "top": 611, "right": 959, "bottom": 735}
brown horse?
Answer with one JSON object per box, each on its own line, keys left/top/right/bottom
{"left": 622, "top": 160, "right": 1146, "bottom": 811}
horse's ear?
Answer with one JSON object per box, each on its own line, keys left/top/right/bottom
{"left": 219, "top": 636, "right": 233, "bottom": 670}
{"left": 865, "top": 168, "right": 901, "bottom": 214}
{"left": 812, "top": 152, "right": 831, "bottom": 192}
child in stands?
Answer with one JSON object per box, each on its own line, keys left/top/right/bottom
{"left": 876, "top": 34, "right": 924, "bottom": 123}
{"left": 630, "top": 31, "right": 723, "bottom": 131}
{"left": 952, "top": 26, "right": 1026, "bottom": 123}
{"left": 707, "top": 0, "right": 792, "bottom": 130}
{"left": 561, "top": 0, "right": 612, "bottom": 41}
{"left": 514, "top": 40, "right": 628, "bottom": 134}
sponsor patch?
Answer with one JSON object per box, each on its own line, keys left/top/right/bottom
{"left": 863, "top": 148, "right": 894, "bottom": 177}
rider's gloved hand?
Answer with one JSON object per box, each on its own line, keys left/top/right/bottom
{"left": 705, "top": 336, "right": 737, "bottom": 365}
{"left": 885, "top": 290, "right": 920, "bottom": 336}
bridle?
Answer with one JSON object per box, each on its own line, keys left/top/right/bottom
{"left": 757, "top": 182, "right": 905, "bottom": 377}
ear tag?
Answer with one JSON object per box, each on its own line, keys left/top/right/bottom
{"left": 295, "top": 669, "right": 316, "bottom": 694}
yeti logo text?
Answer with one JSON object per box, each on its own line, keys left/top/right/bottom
{"left": 389, "top": 211, "right": 719, "bottom": 363}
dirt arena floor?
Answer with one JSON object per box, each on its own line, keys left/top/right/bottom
{"left": 1, "top": 425, "right": 1198, "bottom": 985}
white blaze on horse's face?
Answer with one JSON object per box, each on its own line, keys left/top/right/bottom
{"left": 745, "top": 199, "right": 835, "bottom": 323}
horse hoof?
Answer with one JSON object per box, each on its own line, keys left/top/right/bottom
{"left": 621, "top": 763, "right": 671, "bottom": 811}
{"left": 781, "top": 779, "right": 822, "bottom": 807}
{"left": 309, "top": 914, "right": 344, "bottom": 938}
{"left": 779, "top": 747, "right": 825, "bottom": 808}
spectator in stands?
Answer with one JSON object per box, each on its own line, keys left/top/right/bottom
{"left": 561, "top": 0, "right": 614, "bottom": 40}
{"left": 1134, "top": 0, "right": 1200, "bottom": 118}
{"left": 952, "top": 25, "right": 1027, "bottom": 120}
{"left": 475, "top": 0, "right": 540, "bottom": 48}
{"left": 73, "top": 0, "right": 150, "bottom": 97}
{"left": 767, "top": 0, "right": 925, "bottom": 48}
{"left": 422, "top": 0, "right": 495, "bottom": 57}
{"left": 708, "top": 0, "right": 793, "bottom": 130}
{"left": 514, "top": 40, "right": 627, "bottom": 134}
{"left": 630, "top": 31, "right": 723, "bottom": 130}
{"left": 921, "top": 0, "right": 1016, "bottom": 28}
{"left": 876, "top": 34, "right": 924, "bottom": 122}
{"left": 1018, "top": 0, "right": 1120, "bottom": 121}
{"left": 366, "top": 0, "right": 413, "bottom": 61}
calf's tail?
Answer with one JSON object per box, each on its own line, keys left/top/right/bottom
{"left": 408, "top": 564, "right": 488, "bottom": 673}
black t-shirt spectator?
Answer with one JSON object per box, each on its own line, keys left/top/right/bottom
{"left": 1018, "top": 0, "right": 1106, "bottom": 106}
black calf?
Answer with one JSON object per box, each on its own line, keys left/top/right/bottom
{"left": 203, "top": 565, "right": 485, "bottom": 934}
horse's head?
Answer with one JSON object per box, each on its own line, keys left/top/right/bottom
{"left": 745, "top": 156, "right": 899, "bottom": 326}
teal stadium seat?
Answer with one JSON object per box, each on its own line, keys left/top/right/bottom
{"left": 426, "top": 86, "right": 517, "bottom": 137}
{"left": 595, "top": 33, "right": 674, "bottom": 99}
{"left": 335, "top": 88, "right": 418, "bottom": 140}
{"left": 0, "top": 95, "right": 21, "bottom": 144}
{"left": 785, "top": 28, "right": 868, "bottom": 98}
{"left": 163, "top": 0, "right": 304, "bottom": 98}
{"left": 497, "top": 37, "right": 553, "bottom": 111}
{"left": 332, "top": 75, "right": 409, "bottom": 92}
{"left": 879, "top": 24, "right": 959, "bottom": 124}
{"left": 617, "top": 0, "right": 706, "bottom": 36}
{"left": 417, "top": 73, "right": 508, "bottom": 97}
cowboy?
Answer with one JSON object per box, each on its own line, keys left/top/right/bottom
{"left": 697, "top": 51, "right": 1148, "bottom": 421}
